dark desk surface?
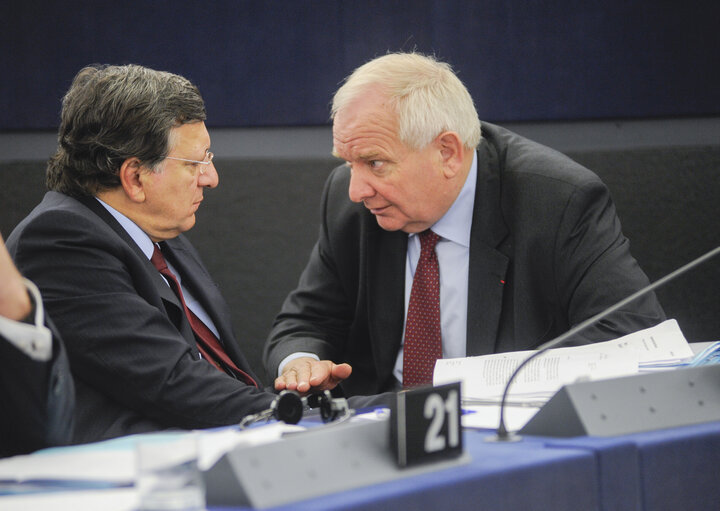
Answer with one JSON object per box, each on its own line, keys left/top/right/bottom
{"left": 210, "top": 420, "right": 720, "bottom": 511}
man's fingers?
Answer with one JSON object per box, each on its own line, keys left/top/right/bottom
{"left": 278, "top": 358, "right": 321, "bottom": 393}
{"left": 276, "top": 371, "right": 297, "bottom": 391}
{"left": 307, "top": 361, "right": 334, "bottom": 387}
{"left": 331, "top": 363, "right": 352, "bottom": 381}
{"left": 308, "top": 362, "right": 352, "bottom": 389}
{"left": 280, "top": 359, "right": 352, "bottom": 394}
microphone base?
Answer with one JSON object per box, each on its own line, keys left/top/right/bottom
{"left": 484, "top": 431, "right": 522, "bottom": 443}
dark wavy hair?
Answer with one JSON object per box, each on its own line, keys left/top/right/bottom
{"left": 46, "top": 64, "right": 206, "bottom": 198}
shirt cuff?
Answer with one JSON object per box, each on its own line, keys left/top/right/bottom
{"left": 0, "top": 279, "right": 52, "bottom": 361}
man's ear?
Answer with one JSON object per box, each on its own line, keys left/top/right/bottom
{"left": 435, "top": 131, "right": 465, "bottom": 179}
{"left": 119, "top": 157, "right": 148, "bottom": 202}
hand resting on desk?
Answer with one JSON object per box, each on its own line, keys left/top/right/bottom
{"left": 274, "top": 357, "right": 352, "bottom": 395}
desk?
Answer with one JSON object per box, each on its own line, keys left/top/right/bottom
{"left": 1, "top": 420, "right": 719, "bottom": 510}
{"left": 208, "top": 421, "right": 720, "bottom": 511}
{"left": 216, "top": 429, "right": 598, "bottom": 511}
{"left": 543, "top": 420, "right": 720, "bottom": 511}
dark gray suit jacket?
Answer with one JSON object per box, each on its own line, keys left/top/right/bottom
{"left": 8, "top": 192, "right": 276, "bottom": 443}
{"left": 265, "top": 123, "right": 666, "bottom": 396}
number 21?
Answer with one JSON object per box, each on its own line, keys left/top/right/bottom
{"left": 424, "top": 390, "right": 459, "bottom": 453}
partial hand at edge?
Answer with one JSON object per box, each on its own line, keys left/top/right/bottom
{"left": 274, "top": 357, "right": 352, "bottom": 395}
{"left": 0, "top": 235, "right": 32, "bottom": 321}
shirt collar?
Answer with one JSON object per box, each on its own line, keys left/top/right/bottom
{"left": 95, "top": 198, "right": 155, "bottom": 260}
{"left": 412, "top": 151, "right": 477, "bottom": 247}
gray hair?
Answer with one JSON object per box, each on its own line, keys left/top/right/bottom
{"left": 331, "top": 53, "right": 481, "bottom": 151}
{"left": 46, "top": 64, "right": 206, "bottom": 198}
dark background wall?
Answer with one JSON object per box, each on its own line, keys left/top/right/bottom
{"left": 2, "top": 1, "right": 719, "bottom": 383}
{"left": 2, "top": 149, "right": 719, "bottom": 384}
{"left": 3, "top": 1, "right": 720, "bottom": 130}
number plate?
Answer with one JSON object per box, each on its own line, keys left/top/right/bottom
{"left": 390, "top": 381, "right": 463, "bottom": 467}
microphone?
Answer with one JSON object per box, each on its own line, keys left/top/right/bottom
{"left": 488, "top": 245, "right": 720, "bottom": 442}
{"left": 306, "top": 390, "right": 353, "bottom": 423}
{"left": 238, "top": 389, "right": 353, "bottom": 428}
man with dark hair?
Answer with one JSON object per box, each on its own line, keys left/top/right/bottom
{"left": 266, "top": 53, "right": 665, "bottom": 396}
{"left": 0, "top": 234, "right": 74, "bottom": 457}
{"left": 7, "top": 64, "right": 357, "bottom": 443}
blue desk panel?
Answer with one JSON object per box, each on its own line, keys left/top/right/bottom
{"left": 210, "top": 422, "right": 720, "bottom": 511}
{"left": 542, "top": 435, "right": 642, "bottom": 511}
{"left": 632, "top": 422, "right": 720, "bottom": 511}
{"left": 211, "top": 429, "right": 601, "bottom": 511}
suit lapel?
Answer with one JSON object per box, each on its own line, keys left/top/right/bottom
{"left": 160, "top": 238, "right": 232, "bottom": 338}
{"left": 78, "top": 197, "right": 183, "bottom": 311}
{"left": 78, "top": 196, "right": 255, "bottom": 378}
{"left": 78, "top": 197, "right": 198, "bottom": 348}
{"left": 466, "top": 137, "right": 510, "bottom": 356}
{"left": 366, "top": 226, "right": 407, "bottom": 385}
{"left": 161, "top": 238, "right": 256, "bottom": 377}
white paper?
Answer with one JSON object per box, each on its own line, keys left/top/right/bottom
{"left": 571, "top": 318, "right": 693, "bottom": 366}
{"left": 0, "top": 488, "right": 137, "bottom": 511}
{"left": 436, "top": 350, "right": 638, "bottom": 402}
{"left": 198, "top": 422, "right": 304, "bottom": 470}
{"left": 0, "top": 423, "right": 305, "bottom": 486}
{"left": 0, "top": 448, "right": 136, "bottom": 484}
{"left": 435, "top": 319, "right": 692, "bottom": 405}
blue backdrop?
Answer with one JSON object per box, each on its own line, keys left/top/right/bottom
{"left": 3, "top": 1, "right": 719, "bottom": 130}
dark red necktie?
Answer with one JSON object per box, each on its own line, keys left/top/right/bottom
{"left": 403, "top": 230, "right": 442, "bottom": 388}
{"left": 151, "top": 244, "right": 257, "bottom": 387}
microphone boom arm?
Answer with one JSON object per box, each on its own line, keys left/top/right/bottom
{"left": 494, "top": 245, "right": 720, "bottom": 441}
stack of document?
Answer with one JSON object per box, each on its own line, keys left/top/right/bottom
{"left": 433, "top": 319, "right": 695, "bottom": 430}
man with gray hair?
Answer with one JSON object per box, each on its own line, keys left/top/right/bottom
{"left": 7, "top": 64, "right": 287, "bottom": 442}
{"left": 266, "top": 52, "right": 665, "bottom": 396}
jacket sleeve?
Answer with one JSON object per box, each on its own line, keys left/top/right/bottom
{"left": 551, "top": 177, "right": 666, "bottom": 343}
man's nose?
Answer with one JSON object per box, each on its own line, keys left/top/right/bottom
{"left": 199, "top": 162, "right": 219, "bottom": 188}
{"left": 348, "top": 168, "right": 374, "bottom": 203}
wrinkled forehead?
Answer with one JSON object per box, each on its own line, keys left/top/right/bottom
{"left": 332, "top": 90, "right": 399, "bottom": 158}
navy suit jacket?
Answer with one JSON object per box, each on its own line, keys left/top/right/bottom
{"left": 8, "top": 192, "right": 275, "bottom": 443}
{"left": 265, "top": 123, "right": 666, "bottom": 396}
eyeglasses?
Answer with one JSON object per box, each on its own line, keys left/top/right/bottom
{"left": 165, "top": 150, "right": 214, "bottom": 173}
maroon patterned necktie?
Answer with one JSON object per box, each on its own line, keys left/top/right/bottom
{"left": 151, "top": 245, "right": 257, "bottom": 387}
{"left": 402, "top": 230, "right": 442, "bottom": 388}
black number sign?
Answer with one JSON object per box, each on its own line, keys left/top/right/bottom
{"left": 390, "top": 381, "right": 463, "bottom": 467}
